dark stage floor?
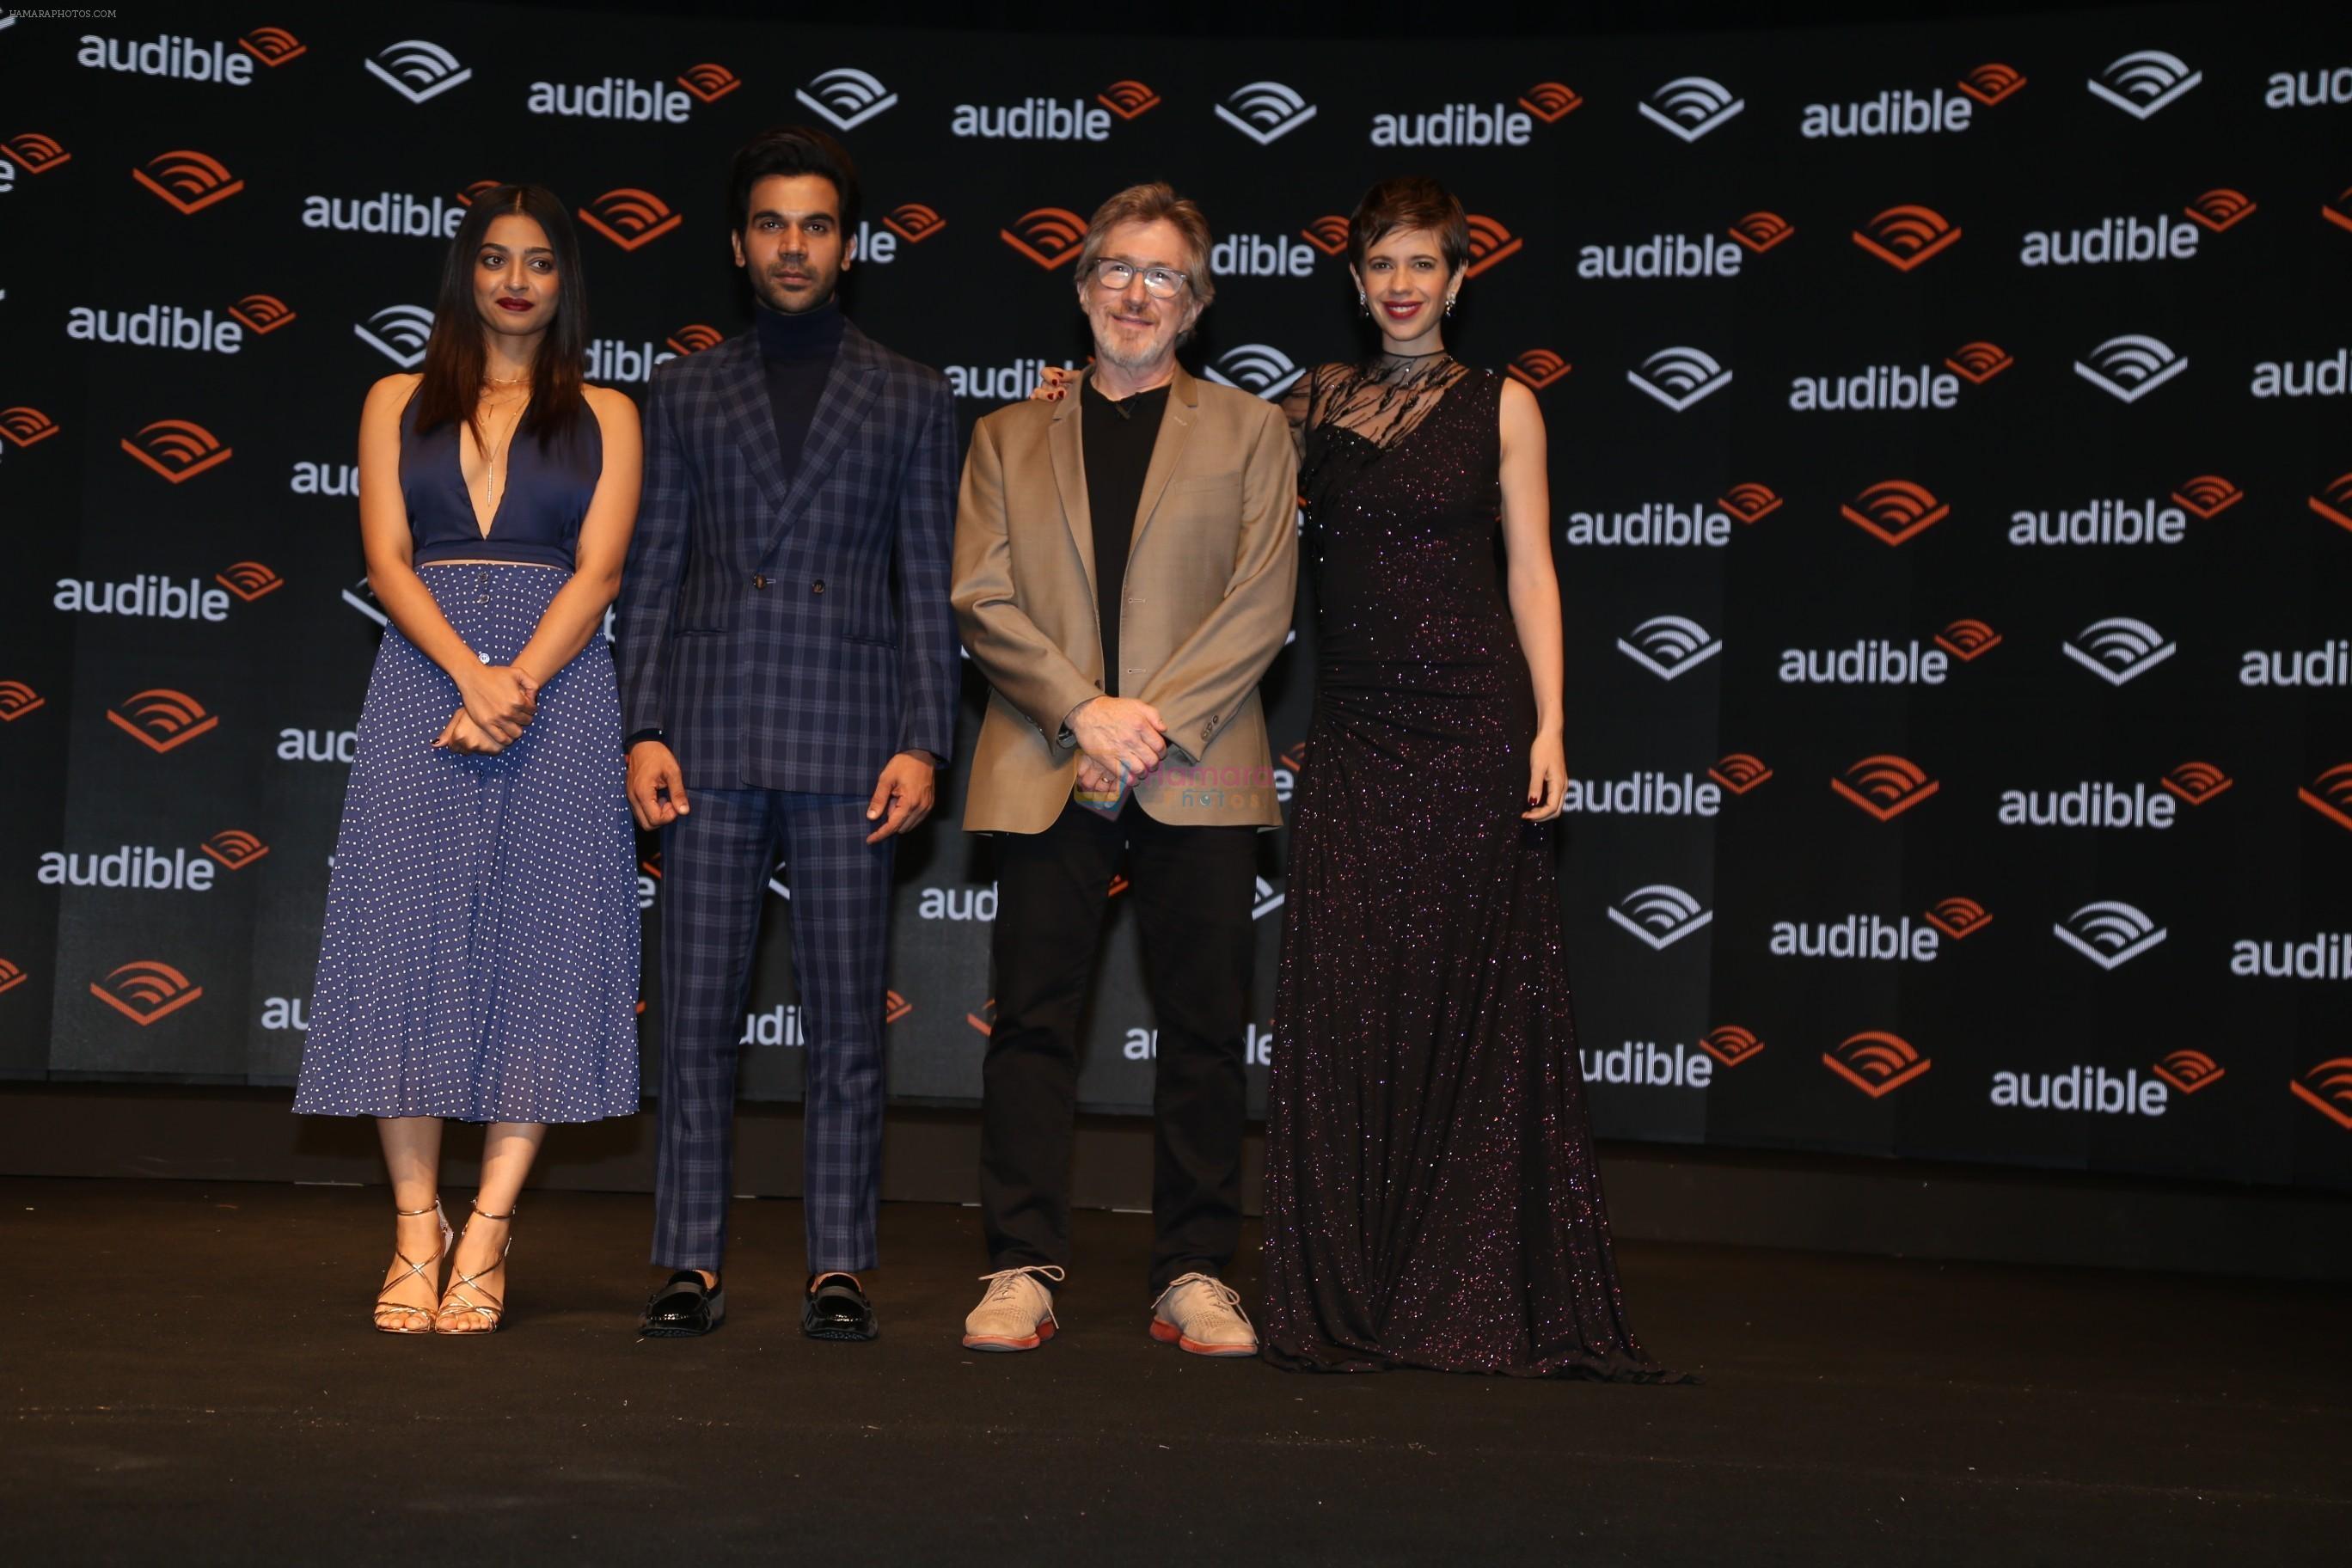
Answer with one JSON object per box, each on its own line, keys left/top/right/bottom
{"left": 3, "top": 1178, "right": 2344, "bottom": 1565}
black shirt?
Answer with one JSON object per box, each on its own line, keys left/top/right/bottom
{"left": 1080, "top": 376, "right": 1169, "bottom": 697}
{"left": 754, "top": 295, "right": 845, "bottom": 482}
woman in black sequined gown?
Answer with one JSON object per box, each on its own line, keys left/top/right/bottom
{"left": 1260, "top": 179, "right": 1674, "bottom": 1378}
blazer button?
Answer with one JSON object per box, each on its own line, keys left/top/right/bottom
{"left": 812, "top": 579, "right": 826, "bottom": 595}
{"left": 751, "top": 573, "right": 768, "bottom": 590}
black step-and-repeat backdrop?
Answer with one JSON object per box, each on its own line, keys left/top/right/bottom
{"left": 3, "top": 6, "right": 2349, "bottom": 1190}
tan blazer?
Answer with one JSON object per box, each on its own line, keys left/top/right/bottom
{"left": 952, "top": 364, "right": 1299, "bottom": 833}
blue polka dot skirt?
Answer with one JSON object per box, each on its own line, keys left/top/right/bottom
{"left": 295, "top": 565, "right": 642, "bottom": 1124}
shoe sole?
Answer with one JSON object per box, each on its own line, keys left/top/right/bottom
{"left": 962, "top": 1318, "right": 1057, "bottom": 1353}
{"left": 1149, "top": 1319, "right": 1258, "bottom": 1357}
{"left": 803, "top": 1324, "right": 879, "bottom": 1342}
{"left": 640, "top": 1293, "right": 724, "bottom": 1338}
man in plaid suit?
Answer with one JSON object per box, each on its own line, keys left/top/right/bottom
{"left": 615, "top": 128, "right": 959, "bottom": 1341}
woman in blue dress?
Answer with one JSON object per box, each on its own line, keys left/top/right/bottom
{"left": 295, "top": 184, "right": 643, "bottom": 1335}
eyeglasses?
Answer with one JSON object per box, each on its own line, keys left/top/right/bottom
{"left": 1090, "top": 259, "right": 1190, "bottom": 299}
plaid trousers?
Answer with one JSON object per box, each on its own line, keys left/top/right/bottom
{"left": 651, "top": 787, "right": 892, "bottom": 1274}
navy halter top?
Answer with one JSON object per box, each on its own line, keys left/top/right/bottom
{"left": 399, "top": 393, "right": 603, "bottom": 569}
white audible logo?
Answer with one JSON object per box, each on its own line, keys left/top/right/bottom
{"left": 2230, "top": 931, "right": 2352, "bottom": 980}
{"left": 68, "top": 303, "right": 244, "bottom": 355}
{"left": 77, "top": 33, "right": 255, "bottom": 86}
{"left": 951, "top": 97, "right": 1112, "bottom": 142}
{"left": 2019, "top": 213, "right": 2199, "bottom": 266}
{"left": 341, "top": 575, "right": 387, "bottom": 627}
{"left": 2240, "top": 639, "right": 2351, "bottom": 688}
{"left": 918, "top": 885, "right": 999, "bottom": 921}
{"left": 2086, "top": 50, "right": 2202, "bottom": 119}
{"left": 54, "top": 575, "right": 232, "bottom": 622}
{"left": 2009, "top": 496, "right": 2188, "bottom": 546}
{"left": 1581, "top": 1041, "right": 1716, "bottom": 1089}
{"left": 1561, "top": 499, "right": 1734, "bottom": 548}
{"left": 1769, "top": 913, "right": 1941, "bottom": 962}
{"left": 291, "top": 460, "right": 358, "bottom": 496}
{"left": 796, "top": 67, "right": 897, "bottom": 131}
{"left": 1991, "top": 1066, "right": 2168, "bottom": 1115}
{"left": 2062, "top": 617, "right": 2177, "bottom": 685}
{"left": 1799, "top": 86, "right": 1973, "bottom": 137}
{"left": 353, "top": 303, "right": 434, "bottom": 369}
{"left": 2073, "top": 334, "right": 2189, "bottom": 402}
{"left": 1779, "top": 640, "right": 1950, "bottom": 686}
{"left": 1560, "top": 771, "right": 1722, "bottom": 818}
{"left": 528, "top": 77, "right": 692, "bottom": 123}
{"left": 1204, "top": 344, "right": 1305, "bottom": 399}
{"left": 1370, "top": 102, "right": 1533, "bottom": 147}
{"left": 1617, "top": 615, "right": 1723, "bottom": 680}
{"left": 1627, "top": 346, "right": 1732, "bottom": 412}
{"left": 1998, "top": 781, "right": 2177, "bottom": 830}
{"left": 365, "top": 40, "right": 471, "bottom": 104}
{"left": 302, "top": 190, "right": 467, "bottom": 239}
{"left": 2265, "top": 65, "right": 2352, "bottom": 108}
{"left": 1788, "top": 362, "right": 1959, "bottom": 412}
{"left": 1577, "top": 232, "right": 1743, "bottom": 279}
{"left": 944, "top": 356, "right": 1080, "bottom": 403}
{"left": 1253, "top": 876, "right": 1285, "bottom": 920}
{"left": 1640, "top": 76, "right": 1744, "bottom": 141}
{"left": 278, "top": 726, "right": 357, "bottom": 763}
{"left": 585, "top": 340, "right": 677, "bottom": 383}
{"left": 1216, "top": 81, "right": 1317, "bottom": 144}
{"left": 1211, "top": 232, "right": 1316, "bottom": 278}
{"left": 2250, "top": 349, "right": 2351, "bottom": 399}
{"left": 1608, "top": 885, "right": 1714, "bottom": 950}
{"left": 2053, "top": 900, "right": 2168, "bottom": 970}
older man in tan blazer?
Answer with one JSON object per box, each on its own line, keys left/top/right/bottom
{"left": 952, "top": 182, "right": 1297, "bottom": 1357}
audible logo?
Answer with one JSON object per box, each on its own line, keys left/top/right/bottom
{"left": 1253, "top": 877, "right": 1285, "bottom": 922}
{"left": 1709, "top": 753, "right": 1773, "bottom": 795}
{"left": 2055, "top": 901, "right": 2167, "bottom": 970}
{"left": 1000, "top": 207, "right": 1087, "bottom": 270}
{"left": 0, "top": 681, "right": 47, "bottom": 722}
{"left": 919, "top": 884, "right": 999, "bottom": 922}
{"left": 1998, "top": 775, "right": 2186, "bottom": 830}
{"left": 1300, "top": 215, "right": 1349, "bottom": 256}
{"left": 1799, "top": 83, "right": 1974, "bottom": 138}
{"left": 132, "top": 149, "right": 243, "bottom": 215}
{"left": 1559, "top": 770, "right": 1722, "bottom": 818}
{"left": 260, "top": 997, "right": 309, "bottom": 1032}
{"left": 2309, "top": 472, "right": 2352, "bottom": 534}
{"left": 365, "top": 40, "right": 472, "bottom": 105}
{"left": 121, "top": 419, "right": 232, "bottom": 483}
{"left": 1370, "top": 94, "right": 1546, "bottom": 147}
{"left": 1958, "top": 63, "right": 2027, "bottom": 106}
{"left": 1823, "top": 1032, "right": 1931, "bottom": 1098}
{"left": 945, "top": 354, "right": 1081, "bottom": 403}
{"left": 1212, "top": 232, "right": 1316, "bottom": 278}
{"left": 230, "top": 293, "right": 297, "bottom": 335}
{"left": 2163, "top": 761, "right": 2233, "bottom": 805}
{"left": 578, "top": 189, "right": 682, "bottom": 251}
{"left": 354, "top": 304, "right": 433, "bottom": 369}
{"left": 292, "top": 459, "right": 358, "bottom": 496}
{"left": 952, "top": 88, "right": 1124, "bottom": 142}
{"left": 2291, "top": 1059, "right": 2352, "bottom": 1130}
{"left": 796, "top": 67, "right": 897, "bottom": 132}
{"left": 1719, "top": 483, "right": 1782, "bottom": 524}
{"left": 108, "top": 689, "right": 219, "bottom": 753}
{"left": 1841, "top": 480, "right": 1948, "bottom": 546}
{"left": 1730, "top": 211, "right": 1794, "bottom": 254}
{"left": 1852, "top": 205, "right": 1961, "bottom": 271}
{"left": 90, "top": 960, "right": 204, "bottom": 1026}
{"left": 1616, "top": 615, "right": 1722, "bottom": 680}
{"left": 2153, "top": 1049, "right": 2224, "bottom": 1095}
{"left": 1936, "top": 619, "right": 2001, "bottom": 662}
{"left": 303, "top": 189, "right": 468, "bottom": 238}
{"left": 78, "top": 32, "right": 266, "bottom": 86}
{"left": 1771, "top": 910, "right": 1942, "bottom": 963}
{"left": 2010, "top": 494, "right": 2190, "bottom": 547}
{"left": 0, "top": 957, "right": 24, "bottom": 997}
{"left": 36, "top": 830, "right": 261, "bottom": 891}
{"left": 1577, "top": 230, "right": 1743, "bottom": 279}
{"left": 2268, "top": 64, "right": 2352, "bottom": 108}
{"left": 529, "top": 75, "right": 695, "bottom": 124}
{"left": 2, "top": 407, "right": 62, "bottom": 449}
{"left": 1464, "top": 215, "right": 1523, "bottom": 278}
{"left": 1204, "top": 345, "right": 1305, "bottom": 400}
{"left": 1506, "top": 351, "right": 1571, "bottom": 391}
{"left": 1561, "top": 498, "right": 1733, "bottom": 548}
{"left": 1833, "top": 756, "right": 1939, "bottom": 822}
{"left": 741, "top": 1004, "right": 806, "bottom": 1048}
{"left": 2300, "top": 763, "right": 2352, "bottom": 831}
{"left": 279, "top": 727, "right": 357, "bottom": 763}
{"left": 2020, "top": 211, "right": 2200, "bottom": 266}
{"left": 53, "top": 560, "right": 281, "bottom": 621}
{"left": 2251, "top": 348, "right": 2352, "bottom": 399}
{"left": 1779, "top": 636, "right": 1951, "bottom": 686}
{"left": 1991, "top": 1065, "right": 2168, "bottom": 1116}
{"left": 2185, "top": 188, "right": 2257, "bottom": 233}
{"left": 883, "top": 205, "right": 946, "bottom": 246}
{"left": 2063, "top": 617, "right": 2177, "bottom": 686}
{"left": 68, "top": 300, "right": 251, "bottom": 355}
{"left": 1607, "top": 885, "right": 1713, "bottom": 951}
{"left": 2231, "top": 931, "right": 2352, "bottom": 982}
{"left": 678, "top": 64, "right": 740, "bottom": 104}
{"left": 1641, "top": 76, "right": 1744, "bottom": 142}
{"left": 1, "top": 132, "right": 72, "bottom": 186}
{"left": 2241, "top": 638, "right": 2352, "bottom": 689}
{"left": 1626, "top": 346, "right": 1732, "bottom": 412}
{"left": 1788, "top": 360, "right": 1961, "bottom": 412}
{"left": 1702, "top": 1026, "right": 1766, "bottom": 1068}
{"left": 1926, "top": 897, "right": 1993, "bottom": 940}
{"left": 585, "top": 340, "right": 677, "bottom": 383}
{"left": 1216, "top": 81, "right": 1317, "bottom": 144}
{"left": 1948, "top": 342, "right": 2014, "bottom": 383}
{"left": 1582, "top": 1040, "right": 1714, "bottom": 1089}
{"left": 2175, "top": 475, "right": 2244, "bottom": 518}
{"left": 2087, "top": 50, "right": 2202, "bottom": 119}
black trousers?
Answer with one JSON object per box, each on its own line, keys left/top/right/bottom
{"left": 981, "top": 798, "right": 1259, "bottom": 1292}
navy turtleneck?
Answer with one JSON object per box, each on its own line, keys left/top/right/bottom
{"left": 754, "top": 294, "right": 846, "bottom": 482}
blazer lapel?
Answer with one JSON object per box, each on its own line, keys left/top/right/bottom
{"left": 714, "top": 334, "right": 793, "bottom": 524}
{"left": 761, "top": 321, "right": 885, "bottom": 560}
{"left": 1129, "top": 364, "right": 1198, "bottom": 555}
{"left": 1048, "top": 371, "right": 1096, "bottom": 597}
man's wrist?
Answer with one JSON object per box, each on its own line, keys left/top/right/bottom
{"left": 625, "top": 727, "right": 666, "bottom": 754}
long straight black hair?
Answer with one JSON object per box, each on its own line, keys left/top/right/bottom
{"left": 411, "top": 183, "right": 589, "bottom": 445}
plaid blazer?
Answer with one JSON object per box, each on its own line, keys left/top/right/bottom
{"left": 614, "top": 322, "right": 959, "bottom": 793}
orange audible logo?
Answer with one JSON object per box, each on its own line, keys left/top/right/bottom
{"left": 2323, "top": 186, "right": 2352, "bottom": 237}
{"left": 883, "top": 202, "right": 946, "bottom": 243}
{"left": 966, "top": 996, "right": 996, "bottom": 1036}
{"left": 1729, "top": 211, "right": 1794, "bottom": 254}
{"left": 2160, "top": 761, "right": 2233, "bottom": 805}
{"left": 90, "top": 959, "right": 205, "bottom": 1025}
{"left": 1718, "top": 481, "right": 1782, "bottom": 524}
{"left": 1097, "top": 79, "right": 1161, "bottom": 119}
{"left": 2185, "top": 187, "right": 2257, "bottom": 232}
{"left": 214, "top": 560, "right": 283, "bottom": 601}
{"left": 0, "top": 406, "right": 61, "bottom": 448}
{"left": 1000, "top": 207, "right": 1088, "bottom": 269}
{"left": 1708, "top": 752, "right": 1773, "bottom": 794}
{"left": 1934, "top": 617, "right": 2002, "bottom": 661}
{"left": 1823, "top": 1030, "right": 1932, "bottom": 1097}
{"left": 1464, "top": 214, "right": 1522, "bottom": 277}
{"left": 237, "top": 27, "right": 306, "bottom": 66}
{"left": 132, "top": 149, "right": 244, "bottom": 214}
{"left": 1945, "top": 340, "right": 2014, "bottom": 383}
{"left": 578, "top": 188, "right": 682, "bottom": 251}
{"left": 2172, "top": 473, "right": 2244, "bottom": 518}
{"left": 1700, "top": 1025, "right": 1765, "bottom": 1067}
{"left": 1520, "top": 81, "right": 1583, "bottom": 122}
{"left": 2, "top": 132, "right": 72, "bottom": 175}
{"left": 2298, "top": 763, "right": 2352, "bottom": 832}
{"left": 1957, "top": 62, "right": 2027, "bottom": 106}
{"left": 0, "top": 679, "right": 46, "bottom": 722}
{"left": 1505, "top": 349, "right": 1571, "bottom": 390}
{"left": 227, "top": 292, "right": 297, "bottom": 334}
{"left": 1853, "top": 204, "right": 1962, "bottom": 271}
{"left": 0, "top": 956, "right": 25, "bottom": 996}
{"left": 1300, "top": 214, "right": 1350, "bottom": 256}
{"left": 1832, "top": 754, "right": 1939, "bottom": 821}
{"left": 2309, "top": 472, "right": 2352, "bottom": 533}
{"left": 121, "top": 418, "right": 233, "bottom": 482}
{"left": 2290, "top": 1057, "right": 2352, "bottom": 1130}
{"left": 1926, "top": 897, "right": 1993, "bottom": 939}
{"left": 2153, "top": 1048, "right": 2225, "bottom": 1095}
{"left": 665, "top": 323, "right": 723, "bottom": 355}
{"left": 200, "top": 829, "right": 270, "bottom": 870}
{"left": 676, "top": 63, "right": 740, "bottom": 103}
{"left": 884, "top": 989, "right": 914, "bottom": 1023}
{"left": 1842, "top": 479, "right": 1949, "bottom": 546}
{"left": 107, "top": 688, "right": 219, "bottom": 752}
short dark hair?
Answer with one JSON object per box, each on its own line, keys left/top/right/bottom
{"left": 728, "top": 126, "right": 861, "bottom": 233}
{"left": 1347, "top": 176, "right": 1469, "bottom": 277}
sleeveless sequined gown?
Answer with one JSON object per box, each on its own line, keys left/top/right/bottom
{"left": 1260, "top": 360, "right": 1671, "bottom": 1378}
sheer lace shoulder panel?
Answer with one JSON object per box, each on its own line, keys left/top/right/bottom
{"left": 1315, "top": 353, "right": 1473, "bottom": 451}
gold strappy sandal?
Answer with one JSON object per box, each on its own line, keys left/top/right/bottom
{"left": 375, "top": 1200, "right": 451, "bottom": 1335}
{"left": 433, "top": 1200, "right": 515, "bottom": 1335}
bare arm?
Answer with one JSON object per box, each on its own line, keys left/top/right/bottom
{"left": 511, "top": 387, "right": 641, "bottom": 683}
{"left": 1498, "top": 377, "right": 1565, "bottom": 819}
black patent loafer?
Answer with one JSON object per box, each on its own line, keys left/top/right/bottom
{"left": 640, "top": 1271, "right": 724, "bottom": 1338}
{"left": 801, "top": 1271, "right": 879, "bottom": 1341}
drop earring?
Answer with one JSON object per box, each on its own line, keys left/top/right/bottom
{"left": 1445, "top": 295, "right": 1457, "bottom": 317}
{"left": 1357, "top": 291, "right": 1369, "bottom": 317}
